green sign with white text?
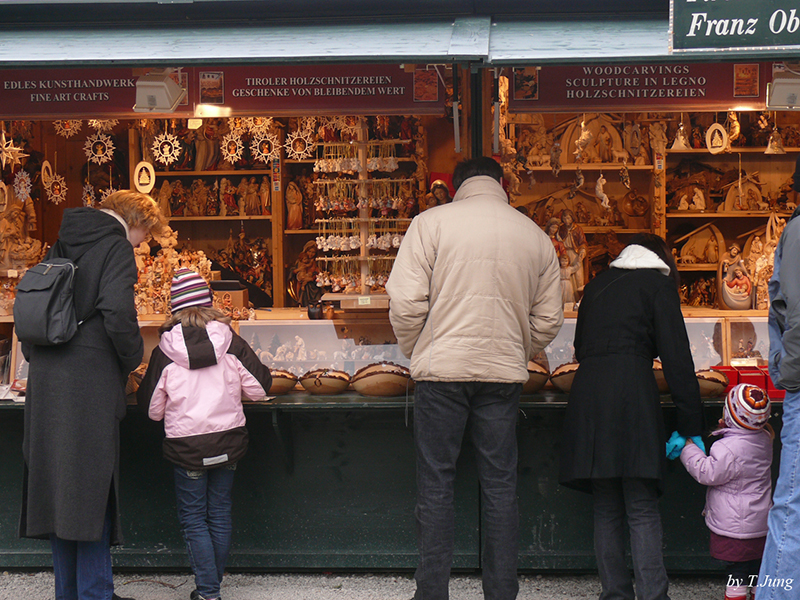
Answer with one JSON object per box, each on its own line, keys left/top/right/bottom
{"left": 672, "top": 0, "right": 800, "bottom": 52}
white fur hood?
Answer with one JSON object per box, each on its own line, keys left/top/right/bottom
{"left": 610, "top": 244, "right": 671, "bottom": 276}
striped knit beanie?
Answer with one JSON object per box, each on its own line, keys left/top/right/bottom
{"left": 724, "top": 383, "right": 771, "bottom": 431}
{"left": 170, "top": 268, "right": 213, "bottom": 313}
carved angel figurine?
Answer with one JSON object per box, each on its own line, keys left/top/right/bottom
{"left": 595, "top": 174, "right": 610, "bottom": 210}
{"left": 573, "top": 120, "right": 593, "bottom": 162}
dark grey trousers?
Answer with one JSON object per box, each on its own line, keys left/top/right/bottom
{"left": 413, "top": 380, "right": 521, "bottom": 600}
{"left": 591, "top": 478, "right": 670, "bottom": 600}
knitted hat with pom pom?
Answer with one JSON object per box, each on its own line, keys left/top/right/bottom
{"left": 170, "top": 268, "right": 213, "bottom": 313}
{"left": 724, "top": 383, "right": 771, "bottom": 431}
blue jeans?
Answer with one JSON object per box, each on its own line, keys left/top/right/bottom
{"left": 50, "top": 505, "right": 113, "bottom": 600}
{"left": 758, "top": 389, "right": 800, "bottom": 600}
{"left": 174, "top": 465, "right": 236, "bottom": 600}
{"left": 413, "top": 380, "right": 521, "bottom": 600}
{"left": 591, "top": 478, "right": 669, "bottom": 600}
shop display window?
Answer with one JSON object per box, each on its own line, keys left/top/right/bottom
{"left": 541, "top": 318, "right": 576, "bottom": 373}
{"left": 238, "top": 320, "right": 408, "bottom": 378}
{"left": 727, "top": 316, "right": 769, "bottom": 366}
{"left": 683, "top": 317, "right": 725, "bottom": 370}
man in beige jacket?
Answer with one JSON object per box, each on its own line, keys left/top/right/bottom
{"left": 386, "top": 157, "right": 563, "bottom": 600}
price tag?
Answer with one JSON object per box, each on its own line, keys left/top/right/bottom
{"left": 7, "top": 269, "right": 18, "bottom": 278}
{"left": 358, "top": 296, "right": 371, "bottom": 306}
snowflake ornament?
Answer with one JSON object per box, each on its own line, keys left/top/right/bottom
{"left": 84, "top": 133, "right": 116, "bottom": 165}
{"left": 100, "top": 186, "right": 118, "bottom": 202}
{"left": 250, "top": 133, "right": 280, "bottom": 164}
{"left": 340, "top": 116, "right": 361, "bottom": 138}
{"left": 299, "top": 117, "right": 317, "bottom": 133}
{"left": 88, "top": 119, "right": 118, "bottom": 133}
{"left": 53, "top": 120, "right": 82, "bottom": 138}
{"left": 246, "top": 117, "right": 272, "bottom": 134}
{"left": 151, "top": 132, "right": 182, "bottom": 166}
{"left": 221, "top": 132, "right": 244, "bottom": 164}
{"left": 47, "top": 174, "right": 68, "bottom": 205}
{"left": 82, "top": 183, "right": 97, "bottom": 207}
{"left": 0, "top": 131, "right": 28, "bottom": 169}
{"left": 227, "top": 117, "right": 247, "bottom": 135}
{"left": 284, "top": 128, "right": 316, "bottom": 160}
{"left": 13, "top": 170, "right": 32, "bottom": 200}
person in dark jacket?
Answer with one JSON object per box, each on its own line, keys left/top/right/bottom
{"left": 559, "top": 233, "right": 704, "bottom": 600}
{"left": 137, "top": 268, "right": 271, "bottom": 600}
{"left": 20, "top": 190, "right": 166, "bottom": 600}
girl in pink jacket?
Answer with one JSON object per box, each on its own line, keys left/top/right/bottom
{"left": 137, "top": 269, "right": 271, "bottom": 600}
{"left": 681, "top": 383, "right": 774, "bottom": 600}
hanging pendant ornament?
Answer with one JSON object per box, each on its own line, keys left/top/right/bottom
{"left": 284, "top": 128, "right": 316, "bottom": 160}
{"left": 53, "top": 120, "right": 82, "bottom": 138}
{"left": 227, "top": 117, "right": 247, "bottom": 136}
{"left": 100, "top": 186, "right": 118, "bottom": 202}
{"left": 250, "top": 133, "right": 280, "bottom": 164}
{"left": 245, "top": 117, "right": 272, "bottom": 134}
{"left": 765, "top": 127, "right": 786, "bottom": 155}
{"left": 88, "top": 119, "right": 118, "bottom": 133}
{"left": 0, "top": 130, "right": 28, "bottom": 169}
{"left": 84, "top": 132, "right": 116, "bottom": 165}
{"left": 47, "top": 174, "right": 67, "bottom": 205}
{"left": 13, "top": 170, "right": 32, "bottom": 200}
{"left": 41, "top": 160, "right": 54, "bottom": 188}
{"left": 82, "top": 183, "right": 96, "bottom": 207}
{"left": 619, "top": 160, "right": 631, "bottom": 189}
{"left": 670, "top": 122, "right": 691, "bottom": 151}
{"left": 151, "top": 132, "right": 182, "bottom": 166}
{"left": 134, "top": 161, "right": 156, "bottom": 194}
{"left": 706, "top": 123, "right": 728, "bottom": 155}
{"left": 221, "top": 132, "right": 245, "bottom": 164}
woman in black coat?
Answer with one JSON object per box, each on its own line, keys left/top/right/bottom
{"left": 559, "top": 233, "right": 703, "bottom": 600}
{"left": 20, "top": 191, "right": 166, "bottom": 600}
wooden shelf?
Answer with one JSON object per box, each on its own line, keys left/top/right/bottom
{"left": 155, "top": 169, "right": 272, "bottom": 176}
{"left": 529, "top": 164, "right": 654, "bottom": 171}
{"left": 666, "top": 148, "right": 800, "bottom": 155}
{"left": 169, "top": 215, "right": 272, "bottom": 221}
{"left": 677, "top": 264, "right": 718, "bottom": 271}
{"left": 581, "top": 227, "right": 651, "bottom": 234}
{"left": 284, "top": 229, "right": 317, "bottom": 234}
{"left": 667, "top": 211, "right": 791, "bottom": 218}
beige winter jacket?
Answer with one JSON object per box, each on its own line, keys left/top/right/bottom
{"left": 386, "top": 175, "right": 563, "bottom": 383}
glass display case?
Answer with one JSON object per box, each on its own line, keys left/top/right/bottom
{"left": 727, "top": 316, "right": 769, "bottom": 367}
{"left": 238, "top": 318, "right": 408, "bottom": 378}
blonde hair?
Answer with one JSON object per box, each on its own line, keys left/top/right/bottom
{"left": 159, "top": 306, "right": 231, "bottom": 336}
{"left": 100, "top": 190, "right": 167, "bottom": 236}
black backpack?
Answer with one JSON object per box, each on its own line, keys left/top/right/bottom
{"left": 13, "top": 241, "right": 87, "bottom": 346}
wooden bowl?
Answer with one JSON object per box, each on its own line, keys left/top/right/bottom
{"left": 653, "top": 360, "right": 669, "bottom": 393}
{"left": 299, "top": 369, "right": 351, "bottom": 395}
{"left": 269, "top": 369, "right": 298, "bottom": 395}
{"left": 351, "top": 362, "right": 413, "bottom": 397}
{"left": 522, "top": 361, "right": 550, "bottom": 394}
{"left": 550, "top": 362, "right": 579, "bottom": 393}
{"left": 696, "top": 369, "right": 729, "bottom": 397}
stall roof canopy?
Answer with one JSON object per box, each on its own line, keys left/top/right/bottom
{"left": 0, "top": 1, "right": 792, "bottom": 68}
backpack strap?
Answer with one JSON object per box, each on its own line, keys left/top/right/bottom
{"left": 50, "top": 239, "right": 97, "bottom": 326}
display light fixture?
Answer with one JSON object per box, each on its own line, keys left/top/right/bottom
{"left": 767, "top": 63, "right": 800, "bottom": 111}
{"left": 133, "top": 68, "right": 187, "bottom": 113}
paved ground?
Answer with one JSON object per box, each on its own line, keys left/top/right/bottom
{"left": 0, "top": 571, "right": 724, "bottom": 600}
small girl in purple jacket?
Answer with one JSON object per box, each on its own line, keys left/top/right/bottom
{"left": 680, "top": 383, "right": 774, "bottom": 600}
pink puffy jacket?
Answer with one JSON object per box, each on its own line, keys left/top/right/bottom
{"left": 681, "top": 426, "right": 773, "bottom": 539}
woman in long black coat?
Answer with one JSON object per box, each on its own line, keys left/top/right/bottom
{"left": 559, "top": 233, "right": 703, "bottom": 600}
{"left": 20, "top": 191, "right": 165, "bottom": 600}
